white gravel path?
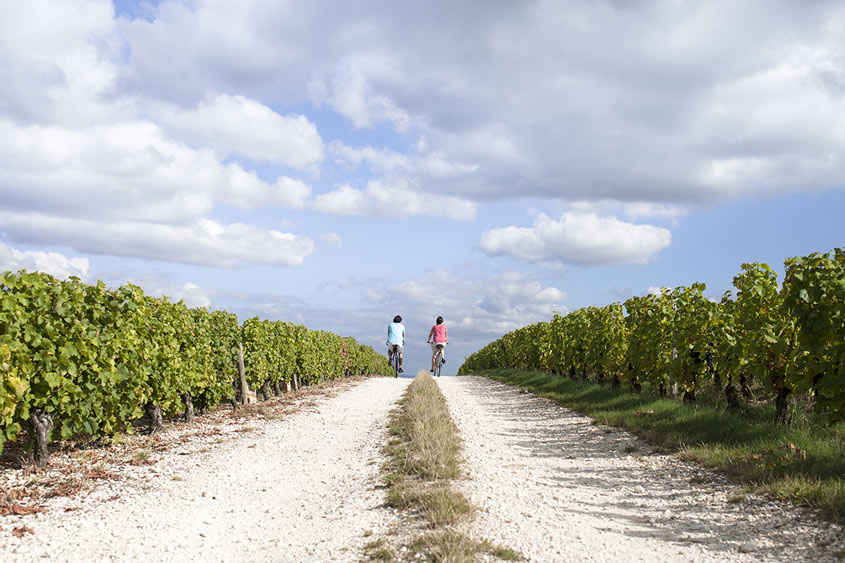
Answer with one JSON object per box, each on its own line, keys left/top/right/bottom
{"left": 4, "top": 374, "right": 843, "bottom": 563}
{"left": 437, "top": 375, "right": 844, "bottom": 563}
{"left": 1, "top": 377, "right": 411, "bottom": 562}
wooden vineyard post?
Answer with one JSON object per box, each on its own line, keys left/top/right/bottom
{"left": 238, "top": 342, "right": 248, "bottom": 405}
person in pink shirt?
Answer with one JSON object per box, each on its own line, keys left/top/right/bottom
{"left": 426, "top": 316, "right": 448, "bottom": 373}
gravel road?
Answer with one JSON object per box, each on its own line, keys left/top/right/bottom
{"left": 437, "top": 375, "right": 844, "bottom": 562}
{"left": 1, "top": 377, "right": 411, "bottom": 562}
{"left": 2, "top": 374, "right": 842, "bottom": 562}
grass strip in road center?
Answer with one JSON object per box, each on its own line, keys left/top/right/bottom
{"left": 365, "top": 372, "right": 521, "bottom": 562}
{"left": 480, "top": 368, "right": 845, "bottom": 524}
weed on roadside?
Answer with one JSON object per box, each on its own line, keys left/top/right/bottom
{"left": 483, "top": 368, "right": 845, "bottom": 523}
{"left": 370, "top": 373, "right": 522, "bottom": 561}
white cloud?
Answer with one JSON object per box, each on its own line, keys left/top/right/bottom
{"left": 221, "top": 173, "right": 312, "bottom": 210}
{"left": 10, "top": 1, "right": 845, "bottom": 215}
{"left": 0, "top": 119, "right": 313, "bottom": 225}
{"left": 385, "top": 270, "right": 568, "bottom": 337}
{"left": 126, "top": 275, "right": 214, "bottom": 309}
{"left": 312, "top": 179, "right": 477, "bottom": 220}
{"left": 165, "top": 282, "right": 212, "bottom": 308}
{"left": 0, "top": 0, "right": 121, "bottom": 126}
{"left": 0, "top": 213, "right": 314, "bottom": 268}
{"left": 480, "top": 212, "right": 671, "bottom": 265}
{"left": 624, "top": 202, "right": 688, "bottom": 220}
{"left": 155, "top": 93, "right": 324, "bottom": 168}
{"left": 320, "top": 233, "right": 343, "bottom": 248}
{"left": 328, "top": 140, "right": 479, "bottom": 188}
{"left": 0, "top": 114, "right": 315, "bottom": 269}
{"left": 417, "top": 151, "right": 479, "bottom": 178}
{"left": 0, "top": 241, "right": 90, "bottom": 281}
{"left": 311, "top": 185, "right": 371, "bottom": 216}
{"left": 329, "top": 142, "right": 410, "bottom": 173}
{"left": 310, "top": 54, "right": 413, "bottom": 132}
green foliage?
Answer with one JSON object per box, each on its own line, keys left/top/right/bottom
{"left": 783, "top": 250, "right": 845, "bottom": 421}
{"left": 460, "top": 247, "right": 845, "bottom": 423}
{"left": 623, "top": 290, "right": 673, "bottom": 388}
{"left": 0, "top": 272, "right": 149, "bottom": 448}
{"left": 204, "top": 309, "right": 240, "bottom": 406}
{"left": 0, "top": 270, "right": 390, "bottom": 455}
{"left": 668, "top": 283, "right": 716, "bottom": 394}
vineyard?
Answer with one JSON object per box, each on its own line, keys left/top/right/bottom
{"left": 0, "top": 270, "right": 390, "bottom": 467}
{"left": 459, "top": 248, "right": 845, "bottom": 424}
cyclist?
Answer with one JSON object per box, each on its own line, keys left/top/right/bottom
{"left": 427, "top": 316, "right": 448, "bottom": 373}
{"left": 386, "top": 314, "right": 405, "bottom": 374}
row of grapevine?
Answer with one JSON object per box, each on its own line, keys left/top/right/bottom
{"left": 459, "top": 248, "right": 845, "bottom": 424}
{"left": 240, "top": 318, "right": 389, "bottom": 398}
{"left": 0, "top": 270, "right": 391, "bottom": 465}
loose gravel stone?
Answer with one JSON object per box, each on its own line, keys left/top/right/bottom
{"left": 4, "top": 375, "right": 843, "bottom": 562}
{"left": 437, "top": 375, "right": 845, "bottom": 563}
{"left": 0, "top": 377, "right": 410, "bottom": 562}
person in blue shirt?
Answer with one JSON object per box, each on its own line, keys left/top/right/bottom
{"left": 386, "top": 315, "right": 405, "bottom": 374}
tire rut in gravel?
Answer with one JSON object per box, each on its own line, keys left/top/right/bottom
{"left": 1, "top": 377, "right": 411, "bottom": 562}
{"left": 437, "top": 375, "right": 845, "bottom": 563}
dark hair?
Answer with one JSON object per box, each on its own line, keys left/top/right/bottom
{"left": 393, "top": 315, "right": 402, "bottom": 323}
{"left": 436, "top": 316, "right": 443, "bottom": 325}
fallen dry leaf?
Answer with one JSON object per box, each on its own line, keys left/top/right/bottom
{"left": 0, "top": 503, "right": 46, "bottom": 517}
{"left": 129, "top": 458, "right": 158, "bottom": 467}
{"left": 12, "top": 525, "right": 34, "bottom": 538}
{"left": 86, "top": 468, "right": 120, "bottom": 480}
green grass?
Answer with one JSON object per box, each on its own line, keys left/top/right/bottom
{"left": 372, "top": 372, "right": 522, "bottom": 562}
{"left": 363, "top": 538, "right": 395, "bottom": 561}
{"left": 480, "top": 368, "right": 845, "bottom": 523}
{"left": 385, "top": 373, "right": 463, "bottom": 484}
{"left": 411, "top": 531, "right": 523, "bottom": 562}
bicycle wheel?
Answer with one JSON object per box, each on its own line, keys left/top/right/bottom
{"left": 434, "top": 350, "right": 442, "bottom": 377}
{"left": 393, "top": 348, "right": 399, "bottom": 378}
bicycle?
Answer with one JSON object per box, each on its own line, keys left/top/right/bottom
{"left": 389, "top": 343, "right": 403, "bottom": 378}
{"left": 433, "top": 343, "right": 445, "bottom": 377}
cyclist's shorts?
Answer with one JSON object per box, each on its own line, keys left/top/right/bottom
{"left": 430, "top": 342, "right": 446, "bottom": 354}
{"left": 388, "top": 343, "right": 404, "bottom": 353}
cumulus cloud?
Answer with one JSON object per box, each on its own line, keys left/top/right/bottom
{"left": 0, "top": 0, "right": 121, "bottom": 126}
{"left": 310, "top": 54, "right": 413, "bottom": 132}
{"left": 480, "top": 213, "right": 671, "bottom": 265}
{"left": 6, "top": 0, "right": 845, "bottom": 294}
{"left": 311, "top": 185, "right": 370, "bottom": 216}
{"left": 169, "top": 282, "right": 212, "bottom": 308}
{"left": 124, "top": 275, "right": 215, "bottom": 308}
{"left": 624, "top": 203, "right": 688, "bottom": 220}
{"left": 385, "top": 270, "right": 568, "bottom": 337}
{"left": 0, "top": 242, "right": 90, "bottom": 281}
{"left": 312, "top": 180, "right": 477, "bottom": 220}
{"left": 329, "top": 140, "right": 479, "bottom": 181}
{"left": 9, "top": 1, "right": 845, "bottom": 226}
{"left": 114, "top": 0, "right": 845, "bottom": 203}
{"left": 0, "top": 6, "right": 318, "bottom": 271}
{"left": 0, "top": 119, "right": 313, "bottom": 222}
{"left": 221, "top": 174, "right": 313, "bottom": 210}
{"left": 319, "top": 233, "right": 343, "bottom": 248}
{"left": 0, "top": 213, "right": 314, "bottom": 268}
{"left": 160, "top": 282, "right": 212, "bottom": 308}
{"left": 155, "top": 93, "right": 324, "bottom": 168}
{"left": 329, "top": 142, "right": 410, "bottom": 174}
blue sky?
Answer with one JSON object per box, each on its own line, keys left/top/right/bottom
{"left": 1, "top": 1, "right": 844, "bottom": 374}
